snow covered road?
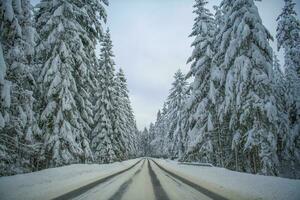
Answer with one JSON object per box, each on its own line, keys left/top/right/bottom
{"left": 61, "top": 159, "right": 224, "bottom": 200}
{"left": 1, "top": 158, "right": 299, "bottom": 200}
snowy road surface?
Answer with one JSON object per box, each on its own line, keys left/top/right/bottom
{"left": 1, "top": 158, "right": 300, "bottom": 200}
{"left": 55, "top": 159, "right": 224, "bottom": 200}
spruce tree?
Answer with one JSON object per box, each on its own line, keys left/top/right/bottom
{"left": 215, "top": 0, "right": 279, "bottom": 175}
{"left": 150, "top": 110, "right": 165, "bottom": 157}
{"left": 35, "top": 0, "right": 107, "bottom": 166}
{"left": 0, "top": 43, "right": 9, "bottom": 129}
{"left": 272, "top": 53, "right": 289, "bottom": 162}
{"left": 113, "top": 70, "right": 127, "bottom": 160}
{"left": 164, "top": 70, "right": 188, "bottom": 159}
{"left": 141, "top": 127, "right": 150, "bottom": 156}
{"left": 0, "top": 0, "right": 40, "bottom": 174}
{"left": 92, "top": 30, "right": 125, "bottom": 163}
{"left": 116, "top": 68, "right": 138, "bottom": 157}
{"left": 182, "top": 0, "right": 217, "bottom": 163}
{"left": 276, "top": 0, "right": 300, "bottom": 165}
{"left": 0, "top": 42, "right": 12, "bottom": 176}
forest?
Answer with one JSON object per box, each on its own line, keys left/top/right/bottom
{"left": 1, "top": 0, "right": 300, "bottom": 180}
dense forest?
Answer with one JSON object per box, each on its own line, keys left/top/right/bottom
{"left": 0, "top": 0, "right": 138, "bottom": 175}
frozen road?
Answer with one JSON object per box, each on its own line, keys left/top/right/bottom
{"left": 2, "top": 158, "right": 299, "bottom": 200}
{"left": 53, "top": 158, "right": 227, "bottom": 200}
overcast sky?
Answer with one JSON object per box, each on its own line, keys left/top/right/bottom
{"left": 31, "top": 0, "right": 300, "bottom": 130}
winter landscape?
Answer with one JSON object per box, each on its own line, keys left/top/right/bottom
{"left": 0, "top": 0, "right": 300, "bottom": 200}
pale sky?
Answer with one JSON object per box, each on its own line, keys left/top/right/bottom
{"left": 32, "top": 0, "right": 300, "bottom": 130}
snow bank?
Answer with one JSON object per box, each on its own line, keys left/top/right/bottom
{"left": 0, "top": 159, "right": 140, "bottom": 200}
{"left": 154, "top": 159, "right": 300, "bottom": 200}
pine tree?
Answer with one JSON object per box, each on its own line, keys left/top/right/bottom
{"left": 215, "top": 0, "right": 279, "bottom": 175}
{"left": 0, "top": 42, "right": 12, "bottom": 176}
{"left": 149, "top": 110, "right": 163, "bottom": 157}
{"left": 164, "top": 70, "right": 188, "bottom": 159}
{"left": 137, "top": 127, "right": 150, "bottom": 157}
{"left": 0, "top": 0, "right": 41, "bottom": 174}
{"left": 113, "top": 69, "right": 127, "bottom": 160}
{"left": 35, "top": 0, "right": 108, "bottom": 167}
{"left": 92, "top": 30, "right": 125, "bottom": 163}
{"left": 182, "top": 0, "right": 217, "bottom": 164}
{"left": 150, "top": 105, "right": 169, "bottom": 157}
{"left": 272, "top": 53, "right": 289, "bottom": 162}
{"left": 276, "top": 0, "right": 300, "bottom": 165}
{"left": 116, "top": 68, "right": 138, "bottom": 157}
{"left": 0, "top": 43, "right": 9, "bottom": 128}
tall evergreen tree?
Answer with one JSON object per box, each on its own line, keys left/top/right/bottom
{"left": 116, "top": 68, "right": 138, "bottom": 157}
{"left": 141, "top": 127, "right": 150, "bottom": 157}
{"left": 215, "top": 0, "right": 279, "bottom": 175}
{"left": 164, "top": 70, "right": 188, "bottom": 158}
{"left": 148, "top": 122, "right": 155, "bottom": 151}
{"left": 0, "top": 43, "right": 9, "bottom": 128}
{"left": 35, "top": 0, "right": 107, "bottom": 167}
{"left": 272, "top": 53, "right": 289, "bottom": 162}
{"left": 276, "top": 0, "right": 300, "bottom": 165}
{"left": 150, "top": 109, "right": 167, "bottom": 157}
{"left": 0, "top": 42, "right": 12, "bottom": 176}
{"left": 92, "top": 30, "right": 125, "bottom": 163}
{"left": 182, "top": 0, "right": 217, "bottom": 164}
{"left": 113, "top": 69, "right": 127, "bottom": 160}
{"left": 0, "top": 0, "right": 40, "bottom": 174}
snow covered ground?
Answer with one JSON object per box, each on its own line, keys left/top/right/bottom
{"left": 154, "top": 159, "right": 300, "bottom": 200}
{"left": 0, "top": 158, "right": 140, "bottom": 200}
{"left": 1, "top": 158, "right": 299, "bottom": 200}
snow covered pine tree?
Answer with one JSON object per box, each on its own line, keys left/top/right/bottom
{"left": 181, "top": 0, "right": 218, "bottom": 164}
{"left": 214, "top": 0, "right": 280, "bottom": 175}
{"left": 35, "top": 0, "right": 108, "bottom": 167}
{"left": 164, "top": 70, "right": 188, "bottom": 159}
{"left": 0, "top": 0, "right": 41, "bottom": 175}
{"left": 277, "top": 0, "right": 300, "bottom": 169}
{"left": 116, "top": 69, "right": 138, "bottom": 158}
{"left": 92, "top": 30, "right": 127, "bottom": 163}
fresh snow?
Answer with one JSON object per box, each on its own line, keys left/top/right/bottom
{"left": 154, "top": 159, "right": 300, "bottom": 200}
{"left": 0, "top": 159, "right": 140, "bottom": 200}
{"left": 0, "top": 43, "right": 6, "bottom": 84}
{"left": 3, "top": 158, "right": 298, "bottom": 200}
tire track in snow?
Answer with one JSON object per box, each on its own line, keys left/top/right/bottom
{"left": 108, "top": 159, "right": 145, "bottom": 200}
{"left": 150, "top": 159, "right": 228, "bottom": 200}
{"left": 52, "top": 159, "right": 143, "bottom": 200}
{"left": 148, "top": 159, "right": 170, "bottom": 200}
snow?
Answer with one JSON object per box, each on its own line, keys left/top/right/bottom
{"left": 73, "top": 159, "right": 155, "bottom": 200}
{"left": 0, "top": 158, "right": 141, "bottom": 200}
{"left": 151, "top": 160, "right": 212, "bottom": 200}
{"left": 53, "top": 5, "right": 64, "bottom": 17}
{"left": 1, "top": 80, "right": 11, "bottom": 108}
{"left": 154, "top": 159, "right": 300, "bottom": 200}
{"left": 0, "top": 43, "right": 6, "bottom": 84}
{"left": 3, "top": 0, "right": 14, "bottom": 21}
{"left": 41, "top": 101, "right": 57, "bottom": 121}
{"left": 0, "top": 114, "right": 4, "bottom": 128}
{"left": 120, "top": 160, "right": 155, "bottom": 200}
